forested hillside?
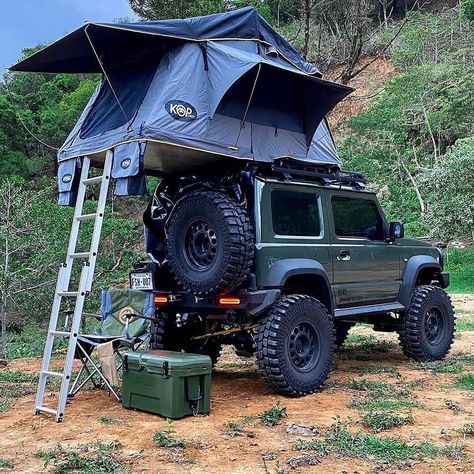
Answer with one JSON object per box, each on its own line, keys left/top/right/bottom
{"left": 1, "top": 0, "right": 473, "bottom": 356}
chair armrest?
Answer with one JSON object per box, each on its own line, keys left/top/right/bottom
{"left": 122, "top": 313, "right": 159, "bottom": 339}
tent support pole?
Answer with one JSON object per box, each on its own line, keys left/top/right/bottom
{"left": 230, "top": 63, "right": 262, "bottom": 150}
{"left": 84, "top": 25, "right": 134, "bottom": 132}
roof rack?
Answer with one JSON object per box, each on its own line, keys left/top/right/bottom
{"left": 270, "top": 160, "right": 367, "bottom": 190}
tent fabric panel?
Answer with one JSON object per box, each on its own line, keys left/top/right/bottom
{"left": 307, "top": 120, "right": 341, "bottom": 166}
{"left": 206, "top": 113, "right": 252, "bottom": 152}
{"left": 58, "top": 157, "right": 81, "bottom": 206}
{"left": 144, "top": 44, "right": 210, "bottom": 137}
{"left": 251, "top": 124, "right": 307, "bottom": 162}
{"left": 60, "top": 83, "right": 102, "bottom": 155}
{"left": 113, "top": 142, "right": 147, "bottom": 196}
{"left": 111, "top": 142, "right": 145, "bottom": 179}
{"left": 206, "top": 42, "right": 259, "bottom": 118}
{"left": 80, "top": 62, "right": 157, "bottom": 139}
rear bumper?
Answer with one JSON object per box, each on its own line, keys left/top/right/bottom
{"left": 152, "top": 289, "right": 281, "bottom": 316}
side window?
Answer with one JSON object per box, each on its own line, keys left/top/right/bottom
{"left": 332, "top": 196, "right": 384, "bottom": 240}
{"left": 271, "top": 190, "right": 321, "bottom": 237}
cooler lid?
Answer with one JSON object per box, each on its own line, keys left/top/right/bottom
{"left": 126, "top": 350, "right": 212, "bottom": 375}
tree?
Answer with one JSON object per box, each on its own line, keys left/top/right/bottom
{"left": 0, "top": 179, "right": 52, "bottom": 359}
{"left": 128, "top": 0, "right": 226, "bottom": 19}
{"left": 423, "top": 138, "right": 474, "bottom": 242}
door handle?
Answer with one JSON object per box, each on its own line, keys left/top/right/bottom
{"left": 337, "top": 249, "right": 351, "bottom": 261}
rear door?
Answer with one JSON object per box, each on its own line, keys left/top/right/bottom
{"left": 329, "top": 193, "right": 400, "bottom": 308}
{"left": 254, "top": 180, "right": 333, "bottom": 284}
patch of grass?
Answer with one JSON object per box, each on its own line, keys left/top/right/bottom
{"left": 327, "top": 424, "right": 464, "bottom": 462}
{"left": 360, "top": 410, "right": 414, "bottom": 432}
{"left": 153, "top": 419, "right": 188, "bottom": 448}
{"left": 0, "top": 400, "right": 11, "bottom": 414}
{"left": 0, "top": 371, "right": 37, "bottom": 404}
{"left": 346, "top": 365, "right": 399, "bottom": 375}
{"left": 420, "top": 353, "right": 474, "bottom": 375}
{"left": 341, "top": 334, "right": 397, "bottom": 353}
{"left": 349, "top": 397, "right": 418, "bottom": 411}
{"left": 225, "top": 421, "right": 245, "bottom": 437}
{"left": 445, "top": 247, "right": 474, "bottom": 293}
{"left": 347, "top": 378, "right": 412, "bottom": 398}
{"left": 257, "top": 402, "right": 288, "bottom": 426}
{"left": 460, "top": 423, "right": 474, "bottom": 436}
{"left": 99, "top": 415, "right": 122, "bottom": 425}
{"left": 0, "top": 459, "right": 13, "bottom": 469}
{"left": 456, "top": 320, "right": 474, "bottom": 331}
{"left": 455, "top": 374, "right": 474, "bottom": 390}
{"left": 293, "top": 439, "right": 329, "bottom": 455}
{"left": 0, "top": 371, "right": 37, "bottom": 383}
{"left": 34, "top": 442, "right": 127, "bottom": 473}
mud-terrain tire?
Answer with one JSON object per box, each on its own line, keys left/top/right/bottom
{"left": 255, "top": 295, "right": 335, "bottom": 396}
{"left": 167, "top": 191, "right": 254, "bottom": 295}
{"left": 335, "top": 322, "right": 353, "bottom": 348}
{"left": 149, "top": 312, "right": 222, "bottom": 366}
{"left": 398, "top": 285, "right": 455, "bottom": 362}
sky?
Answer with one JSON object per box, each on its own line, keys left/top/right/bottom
{"left": 0, "top": 0, "right": 136, "bottom": 73}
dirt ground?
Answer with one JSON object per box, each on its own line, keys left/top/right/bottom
{"left": 0, "top": 295, "right": 473, "bottom": 473}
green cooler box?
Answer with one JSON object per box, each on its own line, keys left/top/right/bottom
{"left": 122, "top": 350, "right": 212, "bottom": 418}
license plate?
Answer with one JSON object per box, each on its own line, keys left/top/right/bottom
{"left": 130, "top": 272, "right": 154, "bottom": 290}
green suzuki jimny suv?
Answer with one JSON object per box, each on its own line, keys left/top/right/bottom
{"left": 132, "top": 160, "right": 454, "bottom": 396}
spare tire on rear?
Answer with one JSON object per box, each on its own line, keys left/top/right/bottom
{"left": 166, "top": 191, "right": 254, "bottom": 295}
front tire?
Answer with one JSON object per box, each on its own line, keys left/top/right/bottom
{"left": 255, "top": 295, "right": 335, "bottom": 396}
{"left": 398, "top": 285, "right": 455, "bottom": 361}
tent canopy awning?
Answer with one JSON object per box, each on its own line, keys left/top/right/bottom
{"left": 9, "top": 7, "right": 319, "bottom": 75}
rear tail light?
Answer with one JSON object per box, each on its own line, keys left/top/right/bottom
{"left": 218, "top": 297, "right": 241, "bottom": 305}
{"left": 154, "top": 295, "right": 169, "bottom": 305}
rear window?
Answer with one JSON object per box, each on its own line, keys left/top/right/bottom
{"left": 332, "top": 196, "right": 384, "bottom": 240}
{"left": 271, "top": 190, "right": 321, "bottom": 237}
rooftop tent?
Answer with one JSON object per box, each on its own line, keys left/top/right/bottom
{"left": 9, "top": 8, "right": 353, "bottom": 203}
{"left": 10, "top": 7, "right": 319, "bottom": 75}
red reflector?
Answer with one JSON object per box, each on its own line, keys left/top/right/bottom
{"left": 219, "top": 297, "right": 241, "bottom": 305}
{"left": 154, "top": 295, "right": 168, "bottom": 304}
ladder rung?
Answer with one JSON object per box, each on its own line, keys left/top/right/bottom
{"left": 76, "top": 213, "right": 97, "bottom": 222}
{"left": 43, "top": 370, "right": 64, "bottom": 378}
{"left": 36, "top": 406, "right": 57, "bottom": 416}
{"left": 83, "top": 176, "right": 103, "bottom": 185}
{"left": 50, "top": 330, "right": 70, "bottom": 337}
{"left": 58, "top": 291, "right": 79, "bottom": 297}
{"left": 69, "top": 252, "right": 90, "bottom": 259}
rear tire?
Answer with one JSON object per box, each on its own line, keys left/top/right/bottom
{"left": 398, "top": 285, "right": 455, "bottom": 362}
{"left": 149, "top": 312, "right": 222, "bottom": 366}
{"left": 255, "top": 295, "right": 335, "bottom": 396}
{"left": 166, "top": 192, "right": 254, "bottom": 295}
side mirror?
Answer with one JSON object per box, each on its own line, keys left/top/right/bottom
{"left": 388, "top": 221, "right": 404, "bottom": 241}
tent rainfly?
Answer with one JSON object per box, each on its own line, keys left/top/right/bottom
{"left": 10, "top": 7, "right": 353, "bottom": 205}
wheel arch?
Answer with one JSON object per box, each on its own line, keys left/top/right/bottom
{"left": 398, "top": 256, "right": 443, "bottom": 307}
{"left": 262, "top": 258, "right": 334, "bottom": 315}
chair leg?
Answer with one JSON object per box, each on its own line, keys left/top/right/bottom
{"left": 77, "top": 343, "right": 121, "bottom": 402}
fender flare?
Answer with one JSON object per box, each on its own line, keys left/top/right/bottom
{"left": 398, "top": 255, "right": 442, "bottom": 307}
{"left": 261, "top": 258, "right": 334, "bottom": 314}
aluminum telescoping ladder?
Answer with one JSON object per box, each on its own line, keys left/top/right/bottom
{"left": 33, "top": 151, "right": 113, "bottom": 422}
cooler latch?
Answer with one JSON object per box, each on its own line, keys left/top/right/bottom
{"left": 162, "top": 361, "right": 169, "bottom": 378}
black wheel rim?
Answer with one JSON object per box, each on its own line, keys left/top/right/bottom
{"left": 183, "top": 219, "right": 218, "bottom": 271}
{"left": 288, "top": 322, "right": 320, "bottom": 371}
{"left": 424, "top": 306, "right": 445, "bottom": 345}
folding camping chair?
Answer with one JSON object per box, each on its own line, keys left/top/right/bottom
{"left": 67, "top": 288, "right": 154, "bottom": 401}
